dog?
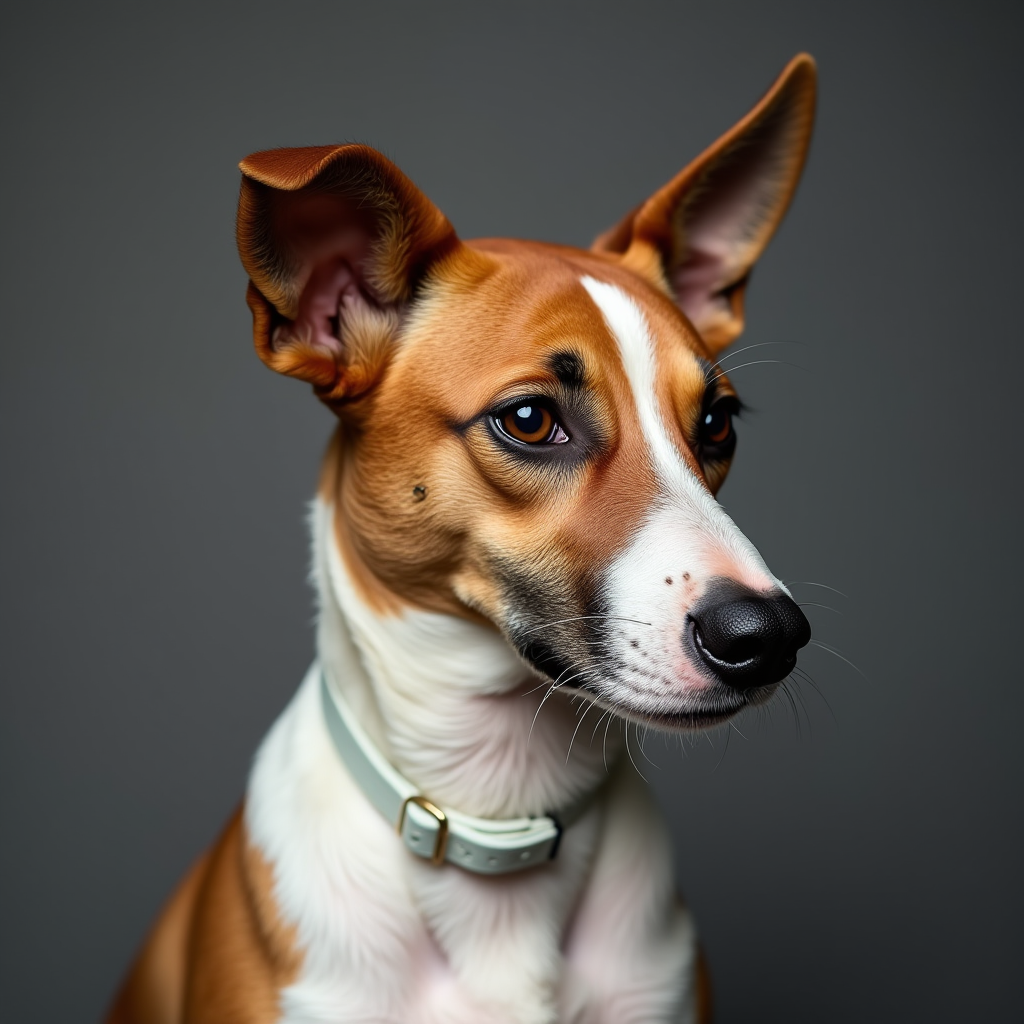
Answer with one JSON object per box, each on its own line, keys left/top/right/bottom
{"left": 109, "top": 53, "right": 816, "bottom": 1024}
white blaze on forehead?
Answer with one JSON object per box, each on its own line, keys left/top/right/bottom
{"left": 580, "top": 275, "right": 691, "bottom": 487}
{"left": 579, "top": 274, "right": 777, "bottom": 592}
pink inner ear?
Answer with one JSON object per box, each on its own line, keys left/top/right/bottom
{"left": 672, "top": 246, "right": 737, "bottom": 330}
{"left": 268, "top": 190, "right": 382, "bottom": 355}
{"left": 287, "top": 259, "right": 363, "bottom": 357}
{"left": 673, "top": 180, "right": 773, "bottom": 320}
{"left": 669, "top": 131, "right": 793, "bottom": 334}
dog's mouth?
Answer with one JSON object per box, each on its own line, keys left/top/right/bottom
{"left": 634, "top": 704, "right": 745, "bottom": 730}
{"left": 554, "top": 677, "right": 768, "bottom": 733}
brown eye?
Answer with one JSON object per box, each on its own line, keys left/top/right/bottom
{"left": 498, "top": 403, "right": 568, "bottom": 444}
{"left": 699, "top": 398, "right": 738, "bottom": 454}
{"left": 703, "top": 406, "right": 732, "bottom": 444}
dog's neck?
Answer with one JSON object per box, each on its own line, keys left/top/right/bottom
{"left": 311, "top": 496, "right": 617, "bottom": 821}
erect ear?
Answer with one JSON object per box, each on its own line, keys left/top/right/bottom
{"left": 236, "top": 145, "right": 459, "bottom": 403}
{"left": 593, "top": 54, "right": 817, "bottom": 355}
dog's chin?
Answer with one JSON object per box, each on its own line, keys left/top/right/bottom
{"left": 561, "top": 679, "right": 782, "bottom": 733}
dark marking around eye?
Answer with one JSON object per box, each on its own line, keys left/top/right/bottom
{"left": 548, "top": 350, "right": 586, "bottom": 389}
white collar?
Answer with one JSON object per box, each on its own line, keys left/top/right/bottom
{"left": 318, "top": 665, "right": 602, "bottom": 875}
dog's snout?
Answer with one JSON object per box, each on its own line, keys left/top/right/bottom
{"left": 688, "top": 579, "right": 810, "bottom": 691}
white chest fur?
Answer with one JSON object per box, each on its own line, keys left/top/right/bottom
{"left": 243, "top": 500, "right": 699, "bottom": 1023}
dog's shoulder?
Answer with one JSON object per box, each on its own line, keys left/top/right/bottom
{"left": 108, "top": 808, "right": 301, "bottom": 1024}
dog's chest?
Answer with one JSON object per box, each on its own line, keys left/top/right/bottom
{"left": 276, "top": 836, "right": 598, "bottom": 1024}
{"left": 244, "top": 657, "right": 697, "bottom": 1024}
{"left": 246, "top": 669, "right": 606, "bottom": 1024}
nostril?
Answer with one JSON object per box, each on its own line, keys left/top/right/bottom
{"left": 694, "top": 598, "right": 779, "bottom": 665}
{"left": 688, "top": 579, "right": 811, "bottom": 691}
{"left": 693, "top": 621, "right": 759, "bottom": 667}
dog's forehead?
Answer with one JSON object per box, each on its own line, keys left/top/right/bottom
{"left": 400, "top": 242, "right": 711, "bottom": 418}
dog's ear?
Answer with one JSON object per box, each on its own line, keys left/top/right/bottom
{"left": 237, "top": 145, "right": 459, "bottom": 402}
{"left": 593, "top": 54, "right": 816, "bottom": 355}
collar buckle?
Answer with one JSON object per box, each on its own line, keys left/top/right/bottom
{"left": 397, "top": 795, "right": 449, "bottom": 866}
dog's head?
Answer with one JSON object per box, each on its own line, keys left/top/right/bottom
{"left": 237, "top": 55, "right": 816, "bottom": 729}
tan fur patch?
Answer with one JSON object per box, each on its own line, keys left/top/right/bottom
{"left": 107, "top": 810, "right": 302, "bottom": 1024}
{"left": 107, "top": 850, "right": 211, "bottom": 1024}
{"left": 181, "top": 810, "right": 302, "bottom": 1022}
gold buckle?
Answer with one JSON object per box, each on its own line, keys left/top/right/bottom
{"left": 397, "top": 795, "right": 449, "bottom": 866}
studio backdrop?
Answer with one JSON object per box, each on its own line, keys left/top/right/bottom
{"left": 1, "top": 2, "right": 1021, "bottom": 1022}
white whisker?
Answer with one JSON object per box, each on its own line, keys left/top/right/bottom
{"left": 602, "top": 714, "right": 615, "bottom": 773}
{"left": 792, "top": 666, "right": 840, "bottom": 729}
{"left": 809, "top": 639, "right": 868, "bottom": 681}
{"left": 715, "top": 339, "right": 808, "bottom": 370}
{"left": 728, "top": 719, "right": 749, "bottom": 741}
{"left": 624, "top": 720, "right": 648, "bottom": 783}
{"left": 797, "top": 601, "right": 841, "bottom": 614}
{"left": 706, "top": 358, "right": 807, "bottom": 386}
{"left": 636, "top": 721, "right": 659, "bottom": 770}
{"left": 565, "top": 696, "right": 601, "bottom": 764}
{"left": 518, "top": 614, "right": 653, "bottom": 637}
{"left": 785, "top": 580, "right": 848, "bottom": 599}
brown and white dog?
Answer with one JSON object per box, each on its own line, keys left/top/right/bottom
{"left": 109, "top": 54, "right": 816, "bottom": 1024}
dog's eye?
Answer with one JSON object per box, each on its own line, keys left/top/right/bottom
{"left": 496, "top": 402, "right": 569, "bottom": 445}
{"left": 703, "top": 405, "right": 732, "bottom": 444}
{"left": 698, "top": 398, "right": 738, "bottom": 455}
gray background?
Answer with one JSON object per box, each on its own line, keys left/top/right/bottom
{"left": 2, "top": 1, "right": 1022, "bottom": 1021}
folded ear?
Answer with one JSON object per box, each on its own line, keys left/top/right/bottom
{"left": 237, "top": 145, "right": 459, "bottom": 402}
{"left": 593, "top": 54, "right": 817, "bottom": 354}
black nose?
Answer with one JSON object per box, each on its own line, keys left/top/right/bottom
{"left": 688, "top": 578, "right": 811, "bottom": 691}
